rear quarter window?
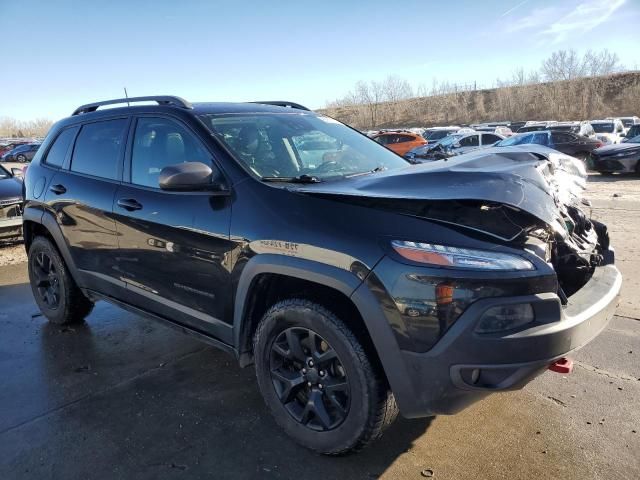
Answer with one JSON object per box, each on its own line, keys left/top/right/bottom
{"left": 43, "top": 127, "right": 78, "bottom": 168}
{"left": 70, "top": 119, "right": 128, "bottom": 180}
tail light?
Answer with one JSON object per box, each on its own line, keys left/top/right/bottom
{"left": 595, "top": 141, "right": 604, "bottom": 148}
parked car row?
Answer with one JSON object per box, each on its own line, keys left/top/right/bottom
{"left": 0, "top": 163, "right": 25, "bottom": 239}
{"left": 0, "top": 142, "right": 41, "bottom": 162}
{"left": 370, "top": 115, "right": 639, "bottom": 152}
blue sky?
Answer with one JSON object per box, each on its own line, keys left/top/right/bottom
{"left": 1, "top": 0, "right": 638, "bottom": 121}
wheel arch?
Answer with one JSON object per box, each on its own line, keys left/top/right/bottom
{"left": 233, "top": 254, "right": 417, "bottom": 414}
{"left": 234, "top": 254, "right": 363, "bottom": 363}
{"left": 22, "top": 207, "right": 83, "bottom": 286}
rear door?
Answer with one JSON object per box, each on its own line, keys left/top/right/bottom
{"left": 112, "top": 115, "right": 234, "bottom": 341}
{"left": 42, "top": 117, "right": 129, "bottom": 297}
{"left": 481, "top": 134, "right": 502, "bottom": 146}
{"left": 551, "top": 132, "right": 579, "bottom": 155}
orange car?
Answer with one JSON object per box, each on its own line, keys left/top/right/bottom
{"left": 372, "top": 131, "right": 427, "bottom": 156}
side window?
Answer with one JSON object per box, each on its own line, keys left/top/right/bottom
{"left": 374, "top": 135, "right": 389, "bottom": 145}
{"left": 397, "top": 135, "right": 414, "bottom": 143}
{"left": 459, "top": 135, "right": 479, "bottom": 147}
{"left": 531, "top": 133, "right": 549, "bottom": 145}
{"left": 71, "top": 119, "right": 128, "bottom": 180}
{"left": 43, "top": 127, "right": 78, "bottom": 168}
{"left": 482, "top": 134, "right": 501, "bottom": 145}
{"left": 131, "top": 117, "right": 211, "bottom": 188}
{"left": 552, "top": 132, "right": 574, "bottom": 144}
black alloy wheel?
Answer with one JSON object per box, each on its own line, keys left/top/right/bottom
{"left": 27, "top": 236, "right": 94, "bottom": 324}
{"left": 269, "top": 327, "right": 350, "bottom": 431}
{"left": 30, "top": 251, "right": 61, "bottom": 309}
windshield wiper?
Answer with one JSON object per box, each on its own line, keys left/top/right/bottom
{"left": 345, "top": 165, "right": 387, "bottom": 178}
{"left": 261, "top": 174, "right": 322, "bottom": 184}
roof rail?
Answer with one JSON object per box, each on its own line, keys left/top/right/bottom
{"left": 72, "top": 96, "right": 192, "bottom": 116}
{"left": 250, "top": 101, "right": 310, "bottom": 111}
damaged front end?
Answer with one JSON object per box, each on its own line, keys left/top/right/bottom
{"left": 295, "top": 145, "right": 612, "bottom": 302}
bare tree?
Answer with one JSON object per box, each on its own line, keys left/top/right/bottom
{"left": 541, "top": 49, "right": 623, "bottom": 81}
{"left": 582, "top": 49, "right": 622, "bottom": 77}
{"left": 541, "top": 49, "right": 584, "bottom": 81}
{"left": 0, "top": 117, "right": 53, "bottom": 137}
{"left": 381, "top": 75, "right": 413, "bottom": 103}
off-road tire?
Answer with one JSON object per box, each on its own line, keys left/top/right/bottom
{"left": 28, "top": 236, "right": 93, "bottom": 324}
{"left": 253, "top": 298, "right": 398, "bottom": 455}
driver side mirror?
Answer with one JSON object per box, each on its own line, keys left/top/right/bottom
{"left": 159, "top": 162, "right": 228, "bottom": 194}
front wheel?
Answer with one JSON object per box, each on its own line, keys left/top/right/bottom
{"left": 253, "top": 299, "right": 397, "bottom": 455}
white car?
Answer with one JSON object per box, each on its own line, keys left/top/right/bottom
{"left": 590, "top": 119, "right": 626, "bottom": 145}
{"left": 607, "top": 116, "right": 640, "bottom": 133}
{"left": 422, "top": 126, "right": 461, "bottom": 143}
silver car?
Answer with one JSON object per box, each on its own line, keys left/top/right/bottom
{"left": 406, "top": 131, "right": 504, "bottom": 160}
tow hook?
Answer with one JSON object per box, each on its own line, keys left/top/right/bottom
{"left": 549, "top": 357, "right": 573, "bottom": 374}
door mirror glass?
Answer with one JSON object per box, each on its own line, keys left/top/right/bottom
{"left": 159, "top": 162, "right": 226, "bottom": 192}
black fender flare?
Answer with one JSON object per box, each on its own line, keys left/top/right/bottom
{"left": 233, "top": 253, "right": 363, "bottom": 349}
{"left": 232, "top": 253, "right": 416, "bottom": 414}
{"left": 23, "top": 206, "right": 83, "bottom": 288}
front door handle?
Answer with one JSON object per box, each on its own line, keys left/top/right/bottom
{"left": 49, "top": 184, "right": 66, "bottom": 195}
{"left": 117, "top": 198, "right": 143, "bottom": 211}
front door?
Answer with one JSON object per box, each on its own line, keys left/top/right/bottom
{"left": 112, "top": 115, "right": 234, "bottom": 342}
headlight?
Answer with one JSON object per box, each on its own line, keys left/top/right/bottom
{"left": 615, "top": 150, "right": 640, "bottom": 157}
{"left": 391, "top": 241, "right": 535, "bottom": 271}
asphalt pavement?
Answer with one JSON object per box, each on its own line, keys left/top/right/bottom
{"left": 0, "top": 174, "right": 638, "bottom": 479}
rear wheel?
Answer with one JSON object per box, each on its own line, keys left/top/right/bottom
{"left": 28, "top": 236, "right": 93, "bottom": 324}
{"left": 16, "top": 154, "right": 26, "bottom": 163}
{"left": 253, "top": 298, "right": 397, "bottom": 455}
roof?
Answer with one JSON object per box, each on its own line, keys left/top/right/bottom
{"left": 192, "top": 102, "right": 313, "bottom": 115}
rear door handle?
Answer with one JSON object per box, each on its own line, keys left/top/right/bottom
{"left": 49, "top": 184, "right": 66, "bottom": 195}
{"left": 117, "top": 198, "right": 143, "bottom": 211}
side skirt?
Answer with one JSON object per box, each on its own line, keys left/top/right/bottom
{"left": 86, "top": 290, "right": 239, "bottom": 359}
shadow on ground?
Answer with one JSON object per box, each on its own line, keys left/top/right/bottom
{"left": 0, "top": 279, "right": 431, "bottom": 479}
{"left": 587, "top": 172, "right": 639, "bottom": 183}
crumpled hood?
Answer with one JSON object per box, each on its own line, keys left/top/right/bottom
{"left": 293, "top": 146, "right": 586, "bottom": 237}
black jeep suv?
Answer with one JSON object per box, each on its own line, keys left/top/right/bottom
{"left": 23, "top": 96, "right": 621, "bottom": 454}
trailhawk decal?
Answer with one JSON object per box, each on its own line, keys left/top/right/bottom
{"left": 249, "top": 240, "right": 358, "bottom": 271}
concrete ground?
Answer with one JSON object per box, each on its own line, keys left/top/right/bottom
{"left": 0, "top": 174, "right": 638, "bottom": 479}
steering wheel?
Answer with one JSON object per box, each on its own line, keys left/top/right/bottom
{"left": 313, "top": 160, "right": 341, "bottom": 174}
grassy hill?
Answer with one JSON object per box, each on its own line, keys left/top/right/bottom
{"left": 319, "top": 71, "right": 640, "bottom": 129}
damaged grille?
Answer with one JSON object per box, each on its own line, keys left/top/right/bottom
{"left": 0, "top": 197, "right": 23, "bottom": 220}
{"left": 548, "top": 205, "right": 608, "bottom": 301}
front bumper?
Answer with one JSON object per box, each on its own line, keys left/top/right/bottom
{"left": 387, "top": 264, "right": 621, "bottom": 417}
{"left": 0, "top": 217, "right": 23, "bottom": 238}
{"left": 588, "top": 154, "right": 640, "bottom": 173}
